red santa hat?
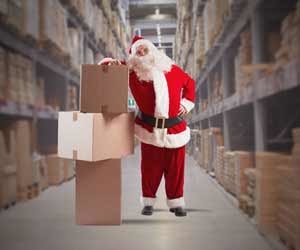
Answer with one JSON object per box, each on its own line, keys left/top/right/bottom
{"left": 129, "top": 35, "right": 157, "bottom": 55}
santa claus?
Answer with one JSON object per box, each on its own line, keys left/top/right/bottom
{"left": 99, "top": 36, "right": 195, "bottom": 217}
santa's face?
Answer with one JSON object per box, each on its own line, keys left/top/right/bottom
{"left": 136, "top": 44, "right": 149, "bottom": 57}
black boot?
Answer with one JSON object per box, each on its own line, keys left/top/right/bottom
{"left": 141, "top": 206, "right": 153, "bottom": 216}
{"left": 169, "top": 207, "right": 187, "bottom": 217}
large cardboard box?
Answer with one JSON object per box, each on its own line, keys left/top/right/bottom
{"left": 63, "top": 159, "right": 75, "bottom": 181}
{"left": 80, "top": 65, "right": 128, "bottom": 113}
{"left": 76, "top": 159, "right": 121, "bottom": 225}
{"left": 58, "top": 111, "right": 134, "bottom": 161}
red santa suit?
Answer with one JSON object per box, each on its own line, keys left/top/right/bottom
{"left": 99, "top": 36, "right": 195, "bottom": 208}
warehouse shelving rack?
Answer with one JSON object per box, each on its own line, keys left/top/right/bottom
{"left": 187, "top": 0, "right": 300, "bottom": 154}
{"left": 0, "top": 0, "right": 129, "bottom": 154}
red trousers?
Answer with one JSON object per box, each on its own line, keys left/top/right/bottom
{"left": 140, "top": 142, "right": 186, "bottom": 208}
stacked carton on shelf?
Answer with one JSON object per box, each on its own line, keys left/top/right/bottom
{"left": 255, "top": 152, "right": 291, "bottom": 236}
{"left": 58, "top": 64, "right": 134, "bottom": 225}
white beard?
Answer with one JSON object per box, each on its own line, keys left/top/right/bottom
{"left": 128, "top": 49, "right": 174, "bottom": 82}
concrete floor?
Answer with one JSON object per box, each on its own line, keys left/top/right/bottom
{"left": 0, "top": 146, "right": 276, "bottom": 250}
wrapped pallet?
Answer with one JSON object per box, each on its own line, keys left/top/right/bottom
{"left": 22, "top": 0, "right": 39, "bottom": 40}
{"left": 255, "top": 152, "right": 291, "bottom": 236}
{"left": 215, "top": 146, "right": 225, "bottom": 185}
{"left": 235, "top": 151, "right": 254, "bottom": 200}
{"left": 7, "top": 52, "right": 19, "bottom": 102}
{"left": 224, "top": 151, "right": 236, "bottom": 195}
{"left": 244, "top": 168, "right": 257, "bottom": 217}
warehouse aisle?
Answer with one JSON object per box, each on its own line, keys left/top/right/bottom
{"left": 0, "top": 146, "right": 273, "bottom": 250}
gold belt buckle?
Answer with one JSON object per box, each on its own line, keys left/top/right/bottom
{"left": 155, "top": 116, "right": 166, "bottom": 129}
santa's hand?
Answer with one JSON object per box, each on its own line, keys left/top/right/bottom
{"left": 108, "top": 59, "right": 122, "bottom": 66}
{"left": 97, "top": 58, "right": 121, "bottom": 65}
{"left": 178, "top": 104, "right": 187, "bottom": 117}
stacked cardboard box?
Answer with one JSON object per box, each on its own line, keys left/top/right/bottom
{"left": 215, "top": 146, "right": 225, "bottom": 185}
{"left": 235, "top": 151, "right": 254, "bottom": 200}
{"left": 223, "top": 151, "right": 236, "bottom": 196}
{"left": 255, "top": 152, "right": 291, "bottom": 236}
{"left": 235, "top": 29, "right": 253, "bottom": 93}
{"left": 58, "top": 64, "right": 134, "bottom": 225}
{"left": 0, "top": 128, "right": 17, "bottom": 208}
{"left": 274, "top": 7, "right": 300, "bottom": 70}
{"left": 15, "top": 120, "right": 33, "bottom": 201}
{"left": 7, "top": 52, "right": 35, "bottom": 104}
{"left": 200, "top": 129, "right": 209, "bottom": 170}
{"left": 22, "top": 0, "right": 39, "bottom": 41}
{"left": 39, "top": 0, "right": 70, "bottom": 55}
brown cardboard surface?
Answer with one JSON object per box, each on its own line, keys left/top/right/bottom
{"left": 80, "top": 64, "right": 128, "bottom": 113}
{"left": 45, "top": 155, "right": 64, "bottom": 185}
{"left": 58, "top": 112, "right": 134, "bottom": 161}
{"left": 76, "top": 159, "right": 121, "bottom": 225}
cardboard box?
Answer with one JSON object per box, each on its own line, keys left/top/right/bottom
{"left": 0, "top": 173, "right": 17, "bottom": 207}
{"left": 15, "top": 121, "right": 33, "bottom": 190}
{"left": 76, "top": 159, "right": 121, "bottom": 225}
{"left": 58, "top": 111, "right": 134, "bottom": 161}
{"left": 63, "top": 159, "right": 75, "bottom": 181}
{"left": 45, "top": 155, "right": 64, "bottom": 185}
{"left": 80, "top": 65, "right": 128, "bottom": 113}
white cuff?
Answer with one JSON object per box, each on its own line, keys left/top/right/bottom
{"left": 140, "top": 197, "right": 156, "bottom": 206}
{"left": 97, "top": 57, "right": 114, "bottom": 65}
{"left": 167, "top": 197, "right": 185, "bottom": 208}
{"left": 180, "top": 98, "right": 195, "bottom": 113}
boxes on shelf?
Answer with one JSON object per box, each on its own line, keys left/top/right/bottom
{"left": 76, "top": 159, "right": 121, "bottom": 225}
{"left": 243, "top": 168, "right": 257, "bottom": 217}
{"left": 235, "top": 29, "right": 253, "bottom": 93}
{"left": 22, "top": 0, "right": 39, "bottom": 41}
{"left": 0, "top": 46, "right": 7, "bottom": 100}
{"left": 68, "top": 27, "right": 84, "bottom": 72}
{"left": 45, "top": 155, "right": 64, "bottom": 186}
{"left": 215, "top": 146, "right": 225, "bottom": 185}
{"left": 39, "top": 0, "right": 70, "bottom": 55}
{"left": 255, "top": 152, "right": 291, "bottom": 236}
{"left": 275, "top": 9, "right": 300, "bottom": 70}
{"left": 7, "top": 0, "right": 23, "bottom": 31}
{"left": 0, "top": 128, "right": 17, "bottom": 208}
{"left": 14, "top": 120, "right": 34, "bottom": 199}
{"left": 234, "top": 151, "right": 254, "bottom": 200}
{"left": 58, "top": 111, "right": 134, "bottom": 161}
{"left": 210, "top": 71, "right": 223, "bottom": 103}
{"left": 223, "top": 151, "right": 236, "bottom": 196}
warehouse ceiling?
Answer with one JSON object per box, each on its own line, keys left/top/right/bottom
{"left": 129, "top": 0, "right": 177, "bottom": 58}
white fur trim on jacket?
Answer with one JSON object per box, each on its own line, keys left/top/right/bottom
{"left": 134, "top": 124, "right": 191, "bottom": 148}
{"left": 180, "top": 98, "right": 195, "bottom": 113}
{"left": 167, "top": 197, "right": 185, "bottom": 208}
{"left": 141, "top": 196, "right": 156, "bottom": 206}
{"left": 97, "top": 57, "right": 114, "bottom": 65}
{"left": 152, "top": 68, "right": 169, "bottom": 118}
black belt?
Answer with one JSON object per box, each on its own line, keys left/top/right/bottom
{"left": 137, "top": 111, "right": 183, "bottom": 129}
